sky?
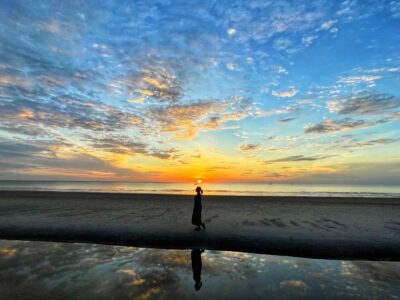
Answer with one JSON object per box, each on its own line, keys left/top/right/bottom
{"left": 0, "top": 0, "right": 399, "bottom": 184}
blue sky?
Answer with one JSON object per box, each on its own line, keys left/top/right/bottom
{"left": 0, "top": 0, "right": 399, "bottom": 183}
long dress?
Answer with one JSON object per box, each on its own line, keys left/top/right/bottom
{"left": 192, "top": 193, "right": 202, "bottom": 226}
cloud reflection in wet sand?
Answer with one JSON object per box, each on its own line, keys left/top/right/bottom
{"left": 0, "top": 240, "right": 399, "bottom": 300}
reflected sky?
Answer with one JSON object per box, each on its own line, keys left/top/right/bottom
{"left": 0, "top": 240, "right": 399, "bottom": 300}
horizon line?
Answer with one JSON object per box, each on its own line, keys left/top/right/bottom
{"left": 0, "top": 179, "right": 399, "bottom": 186}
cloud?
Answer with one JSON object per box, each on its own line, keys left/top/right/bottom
{"left": 273, "top": 38, "right": 293, "bottom": 51}
{"left": 86, "top": 136, "right": 176, "bottom": 160}
{"left": 0, "top": 141, "right": 148, "bottom": 180}
{"left": 129, "top": 62, "right": 184, "bottom": 103}
{"left": 301, "top": 35, "right": 318, "bottom": 47}
{"left": 239, "top": 3, "right": 325, "bottom": 46}
{"left": 292, "top": 161, "right": 400, "bottom": 185}
{"left": 0, "top": 142, "right": 53, "bottom": 159}
{"left": 320, "top": 19, "right": 337, "bottom": 30}
{"left": 255, "top": 106, "right": 299, "bottom": 117}
{"left": 0, "top": 96, "right": 143, "bottom": 133}
{"left": 264, "top": 154, "right": 332, "bottom": 163}
{"left": 148, "top": 98, "right": 253, "bottom": 140}
{"left": 227, "top": 28, "right": 237, "bottom": 36}
{"left": 278, "top": 117, "right": 295, "bottom": 123}
{"left": 0, "top": 124, "right": 48, "bottom": 137}
{"left": 239, "top": 144, "right": 260, "bottom": 152}
{"left": 277, "top": 66, "right": 288, "bottom": 74}
{"left": 148, "top": 101, "right": 219, "bottom": 139}
{"left": 338, "top": 75, "right": 382, "bottom": 86}
{"left": 226, "top": 63, "right": 238, "bottom": 71}
{"left": 391, "top": 113, "right": 400, "bottom": 120}
{"left": 328, "top": 92, "right": 400, "bottom": 115}
{"left": 304, "top": 118, "right": 387, "bottom": 134}
{"left": 128, "top": 97, "right": 145, "bottom": 104}
{"left": 336, "top": 138, "right": 397, "bottom": 149}
{"left": 272, "top": 88, "right": 298, "bottom": 98}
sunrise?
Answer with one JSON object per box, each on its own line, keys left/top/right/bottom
{"left": 0, "top": 1, "right": 399, "bottom": 299}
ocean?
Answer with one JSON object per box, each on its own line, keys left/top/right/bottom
{"left": 0, "top": 181, "right": 399, "bottom": 198}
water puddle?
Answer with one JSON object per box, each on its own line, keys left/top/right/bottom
{"left": 0, "top": 240, "right": 399, "bottom": 299}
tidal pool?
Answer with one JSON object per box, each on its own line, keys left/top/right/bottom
{"left": 0, "top": 240, "right": 399, "bottom": 299}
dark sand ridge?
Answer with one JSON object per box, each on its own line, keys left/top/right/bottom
{"left": 0, "top": 191, "right": 399, "bottom": 261}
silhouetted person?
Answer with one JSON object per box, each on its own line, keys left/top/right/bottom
{"left": 192, "top": 186, "right": 205, "bottom": 231}
{"left": 191, "top": 249, "right": 204, "bottom": 291}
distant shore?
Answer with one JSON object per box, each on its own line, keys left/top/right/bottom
{"left": 0, "top": 190, "right": 399, "bottom": 260}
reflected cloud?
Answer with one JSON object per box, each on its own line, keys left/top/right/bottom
{"left": 0, "top": 246, "right": 17, "bottom": 257}
{"left": 0, "top": 240, "right": 399, "bottom": 299}
{"left": 134, "top": 287, "right": 160, "bottom": 300}
{"left": 279, "top": 279, "right": 309, "bottom": 291}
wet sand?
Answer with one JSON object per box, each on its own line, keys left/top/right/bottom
{"left": 0, "top": 190, "right": 399, "bottom": 260}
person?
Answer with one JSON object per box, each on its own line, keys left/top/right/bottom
{"left": 191, "top": 249, "right": 204, "bottom": 291}
{"left": 192, "top": 186, "right": 205, "bottom": 231}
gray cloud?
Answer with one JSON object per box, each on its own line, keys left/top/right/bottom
{"left": 291, "top": 161, "right": 400, "bottom": 185}
{"left": 0, "top": 142, "right": 52, "bottom": 159}
{"left": 0, "top": 140, "right": 149, "bottom": 180}
{"left": 239, "top": 144, "right": 260, "bottom": 152}
{"left": 328, "top": 92, "right": 400, "bottom": 115}
{"left": 338, "top": 138, "right": 398, "bottom": 149}
{"left": 304, "top": 118, "right": 387, "bottom": 134}
{"left": 278, "top": 117, "right": 296, "bottom": 123}
{"left": 264, "top": 154, "right": 332, "bottom": 163}
{"left": 85, "top": 136, "right": 176, "bottom": 160}
{"left": 0, "top": 96, "right": 143, "bottom": 133}
{"left": 0, "top": 124, "right": 48, "bottom": 137}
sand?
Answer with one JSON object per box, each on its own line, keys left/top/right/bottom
{"left": 0, "top": 190, "right": 399, "bottom": 260}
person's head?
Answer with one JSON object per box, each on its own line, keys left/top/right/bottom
{"left": 196, "top": 186, "right": 203, "bottom": 194}
{"left": 194, "top": 281, "right": 202, "bottom": 291}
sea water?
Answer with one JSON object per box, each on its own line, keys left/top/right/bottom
{"left": 0, "top": 181, "right": 399, "bottom": 198}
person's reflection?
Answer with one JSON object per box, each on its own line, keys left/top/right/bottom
{"left": 191, "top": 249, "right": 204, "bottom": 291}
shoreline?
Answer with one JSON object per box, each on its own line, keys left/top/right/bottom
{"left": 1, "top": 181, "right": 400, "bottom": 199}
{"left": 1, "top": 189, "right": 399, "bottom": 200}
{"left": 0, "top": 190, "right": 399, "bottom": 261}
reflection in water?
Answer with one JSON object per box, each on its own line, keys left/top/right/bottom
{"left": 0, "top": 240, "right": 399, "bottom": 299}
{"left": 191, "top": 249, "right": 204, "bottom": 291}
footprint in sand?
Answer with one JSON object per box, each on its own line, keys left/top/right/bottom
{"left": 242, "top": 220, "right": 256, "bottom": 226}
{"left": 204, "top": 214, "right": 219, "bottom": 223}
{"left": 384, "top": 221, "right": 400, "bottom": 232}
{"left": 258, "top": 218, "right": 286, "bottom": 228}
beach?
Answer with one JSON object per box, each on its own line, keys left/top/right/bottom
{"left": 0, "top": 190, "right": 399, "bottom": 260}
